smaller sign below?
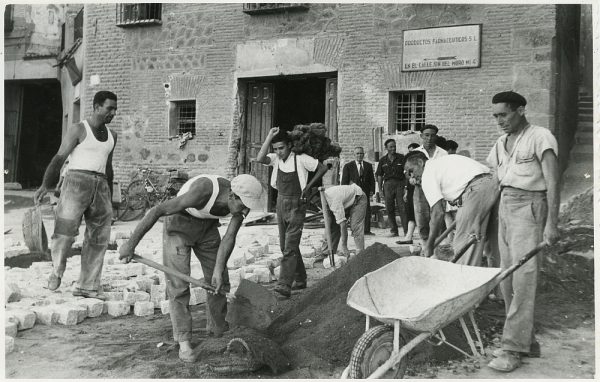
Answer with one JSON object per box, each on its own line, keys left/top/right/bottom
{"left": 402, "top": 24, "right": 481, "bottom": 72}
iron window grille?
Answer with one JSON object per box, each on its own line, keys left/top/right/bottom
{"left": 169, "top": 100, "right": 196, "bottom": 137}
{"left": 242, "top": 3, "right": 309, "bottom": 14}
{"left": 389, "top": 91, "right": 426, "bottom": 133}
{"left": 116, "top": 4, "right": 162, "bottom": 27}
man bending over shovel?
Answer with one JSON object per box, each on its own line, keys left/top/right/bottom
{"left": 403, "top": 151, "right": 500, "bottom": 265}
{"left": 119, "top": 174, "right": 263, "bottom": 362}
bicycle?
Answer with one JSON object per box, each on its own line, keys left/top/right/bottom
{"left": 116, "top": 167, "right": 188, "bottom": 222}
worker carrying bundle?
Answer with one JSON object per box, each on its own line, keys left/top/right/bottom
{"left": 288, "top": 123, "right": 342, "bottom": 162}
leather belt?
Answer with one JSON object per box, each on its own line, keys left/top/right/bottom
{"left": 449, "top": 173, "right": 492, "bottom": 207}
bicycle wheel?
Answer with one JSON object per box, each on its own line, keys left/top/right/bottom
{"left": 117, "top": 180, "right": 149, "bottom": 222}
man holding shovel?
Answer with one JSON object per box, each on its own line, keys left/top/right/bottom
{"left": 119, "top": 174, "right": 263, "bottom": 362}
{"left": 321, "top": 183, "right": 368, "bottom": 257}
{"left": 403, "top": 151, "right": 499, "bottom": 266}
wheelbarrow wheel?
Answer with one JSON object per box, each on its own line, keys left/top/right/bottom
{"left": 348, "top": 325, "right": 408, "bottom": 379}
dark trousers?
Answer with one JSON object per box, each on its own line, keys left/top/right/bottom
{"left": 276, "top": 196, "right": 307, "bottom": 288}
{"left": 364, "top": 197, "right": 372, "bottom": 233}
{"left": 414, "top": 184, "right": 430, "bottom": 240}
{"left": 383, "top": 178, "right": 408, "bottom": 234}
{"left": 163, "top": 213, "right": 229, "bottom": 342}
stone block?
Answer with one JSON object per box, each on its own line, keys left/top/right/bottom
{"left": 126, "top": 263, "right": 146, "bottom": 277}
{"left": 55, "top": 304, "right": 87, "bottom": 325}
{"left": 114, "top": 232, "right": 130, "bottom": 240}
{"left": 106, "top": 301, "right": 130, "bottom": 317}
{"left": 243, "top": 273, "right": 259, "bottom": 283}
{"left": 5, "top": 320, "right": 18, "bottom": 338}
{"left": 109, "top": 279, "right": 131, "bottom": 291}
{"left": 253, "top": 268, "right": 271, "bottom": 283}
{"left": 323, "top": 255, "right": 347, "bottom": 269}
{"left": 299, "top": 246, "right": 315, "bottom": 258}
{"left": 5, "top": 283, "right": 22, "bottom": 303}
{"left": 268, "top": 252, "right": 283, "bottom": 261}
{"left": 123, "top": 290, "right": 150, "bottom": 306}
{"left": 150, "top": 284, "right": 167, "bottom": 308}
{"left": 6, "top": 336, "right": 15, "bottom": 354}
{"left": 247, "top": 245, "right": 265, "bottom": 257}
{"left": 268, "top": 235, "right": 280, "bottom": 245}
{"left": 302, "top": 257, "right": 316, "bottom": 269}
{"left": 160, "top": 300, "right": 170, "bottom": 315}
{"left": 4, "top": 246, "right": 29, "bottom": 258}
{"left": 274, "top": 266, "right": 281, "bottom": 279}
{"left": 227, "top": 248, "right": 246, "bottom": 269}
{"left": 133, "top": 301, "right": 155, "bottom": 316}
{"left": 32, "top": 306, "right": 59, "bottom": 325}
{"left": 6, "top": 309, "right": 36, "bottom": 330}
{"left": 76, "top": 298, "right": 104, "bottom": 318}
{"left": 253, "top": 258, "right": 270, "bottom": 267}
{"left": 189, "top": 287, "right": 207, "bottom": 305}
{"left": 104, "top": 291, "right": 124, "bottom": 301}
{"left": 245, "top": 251, "right": 255, "bottom": 264}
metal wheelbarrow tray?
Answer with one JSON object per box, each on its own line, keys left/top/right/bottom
{"left": 342, "top": 243, "right": 546, "bottom": 379}
{"left": 347, "top": 256, "right": 501, "bottom": 333}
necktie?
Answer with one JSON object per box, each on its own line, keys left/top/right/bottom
{"left": 359, "top": 162, "right": 364, "bottom": 178}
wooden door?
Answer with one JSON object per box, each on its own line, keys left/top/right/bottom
{"left": 325, "top": 78, "right": 338, "bottom": 140}
{"left": 4, "top": 83, "right": 23, "bottom": 183}
{"left": 244, "top": 82, "right": 274, "bottom": 211}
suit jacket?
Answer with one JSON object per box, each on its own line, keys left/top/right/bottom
{"left": 341, "top": 160, "right": 375, "bottom": 195}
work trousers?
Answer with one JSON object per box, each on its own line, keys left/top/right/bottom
{"left": 276, "top": 196, "right": 307, "bottom": 288}
{"left": 364, "top": 196, "right": 372, "bottom": 233}
{"left": 454, "top": 175, "right": 499, "bottom": 266}
{"left": 413, "top": 184, "right": 430, "bottom": 241}
{"left": 329, "top": 194, "right": 368, "bottom": 254}
{"left": 51, "top": 170, "right": 112, "bottom": 291}
{"left": 383, "top": 178, "right": 408, "bottom": 234}
{"left": 498, "top": 188, "right": 547, "bottom": 353}
{"left": 163, "top": 213, "right": 229, "bottom": 342}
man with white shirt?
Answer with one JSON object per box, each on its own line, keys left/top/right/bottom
{"left": 412, "top": 124, "right": 448, "bottom": 243}
{"left": 341, "top": 147, "right": 375, "bottom": 234}
{"left": 255, "top": 127, "right": 328, "bottom": 298}
{"left": 323, "top": 184, "right": 368, "bottom": 256}
{"left": 404, "top": 152, "right": 500, "bottom": 266}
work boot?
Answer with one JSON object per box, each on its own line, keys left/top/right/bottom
{"left": 47, "top": 273, "right": 61, "bottom": 291}
{"left": 292, "top": 281, "right": 307, "bottom": 290}
{"left": 492, "top": 341, "right": 540, "bottom": 358}
{"left": 488, "top": 350, "right": 521, "bottom": 372}
{"left": 72, "top": 288, "right": 107, "bottom": 301}
{"left": 274, "top": 284, "right": 291, "bottom": 298}
{"left": 179, "top": 348, "right": 198, "bottom": 363}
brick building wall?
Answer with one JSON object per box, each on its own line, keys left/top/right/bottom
{"left": 82, "top": 3, "right": 559, "bottom": 185}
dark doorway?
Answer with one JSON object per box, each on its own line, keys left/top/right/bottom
{"left": 16, "top": 80, "right": 63, "bottom": 189}
{"left": 273, "top": 77, "right": 326, "bottom": 132}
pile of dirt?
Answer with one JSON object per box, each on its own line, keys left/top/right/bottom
{"left": 559, "top": 186, "right": 593, "bottom": 225}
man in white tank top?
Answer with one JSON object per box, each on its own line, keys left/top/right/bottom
{"left": 118, "top": 174, "right": 263, "bottom": 363}
{"left": 34, "top": 91, "right": 118, "bottom": 300}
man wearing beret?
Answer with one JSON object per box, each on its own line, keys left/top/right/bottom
{"left": 119, "top": 173, "right": 264, "bottom": 362}
{"left": 486, "top": 91, "right": 560, "bottom": 372}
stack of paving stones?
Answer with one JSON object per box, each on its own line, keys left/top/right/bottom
{"left": 4, "top": 228, "right": 329, "bottom": 354}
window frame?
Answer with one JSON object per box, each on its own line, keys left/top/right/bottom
{"left": 388, "top": 90, "right": 426, "bottom": 134}
{"left": 116, "top": 3, "right": 162, "bottom": 27}
{"left": 168, "top": 99, "right": 197, "bottom": 138}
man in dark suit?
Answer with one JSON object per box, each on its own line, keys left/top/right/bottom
{"left": 341, "top": 146, "right": 376, "bottom": 234}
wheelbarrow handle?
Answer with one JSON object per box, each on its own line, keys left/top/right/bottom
{"left": 498, "top": 243, "right": 548, "bottom": 281}
{"left": 131, "top": 254, "right": 225, "bottom": 295}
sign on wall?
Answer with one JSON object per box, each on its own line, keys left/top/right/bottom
{"left": 402, "top": 24, "right": 481, "bottom": 71}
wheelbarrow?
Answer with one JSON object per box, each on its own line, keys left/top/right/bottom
{"left": 340, "top": 242, "right": 547, "bottom": 378}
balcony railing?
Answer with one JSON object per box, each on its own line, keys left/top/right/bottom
{"left": 242, "top": 3, "right": 309, "bottom": 15}
{"left": 116, "top": 4, "right": 162, "bottom": 27}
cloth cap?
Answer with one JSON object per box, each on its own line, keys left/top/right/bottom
{"left": 230, "top": 174, "right": 263, "bottom": 210}
{"left": 492, "top": 91, "right": 527, "bottom": 107}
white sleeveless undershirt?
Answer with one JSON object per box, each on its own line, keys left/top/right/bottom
{"left": 68, "top": 120, "right": 114, "bottom": 174}
{"left": 177, "top": 174, "right": 231, "bottom": 219}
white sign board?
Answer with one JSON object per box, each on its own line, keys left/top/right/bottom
{"left": 402, "top": 24, "right": 481, "bottom": 71}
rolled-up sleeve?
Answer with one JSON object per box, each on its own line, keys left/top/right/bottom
{"left": 534, "top": 129, "right": 558, "bottom": 160}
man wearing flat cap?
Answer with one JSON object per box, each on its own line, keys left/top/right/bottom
{"left": 119, "top": 173, "right": 264, "bottom": 362}
{"left": 486, "top": 91, "right": 559, "bottom": 372}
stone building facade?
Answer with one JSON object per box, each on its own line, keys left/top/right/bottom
{"left": 73, "top": 4, "right": 587, "bottom": 206}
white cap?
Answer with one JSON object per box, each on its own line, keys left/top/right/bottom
{"left": 230, "top": 174, "right": 263, "bottom": 210}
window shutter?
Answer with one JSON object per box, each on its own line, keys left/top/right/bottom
{"left": 168, "top": 102, "right": 177, "bottom": 137}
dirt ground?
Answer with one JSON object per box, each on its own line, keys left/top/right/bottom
{"left": 3, "top": 190, "right": 596, "bottom": 379}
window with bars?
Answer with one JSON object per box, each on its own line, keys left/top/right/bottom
{"left": 116, "top": 4, "right": 162, "bottom": 27}
{"left": 169, "top": 100, "right": 196, "bottom": 137}
{"left": 242, "top": 3, "right": 309, "bottom": 14}
{"left": 388, "top": 91, "right": 426, "bottom": 133}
